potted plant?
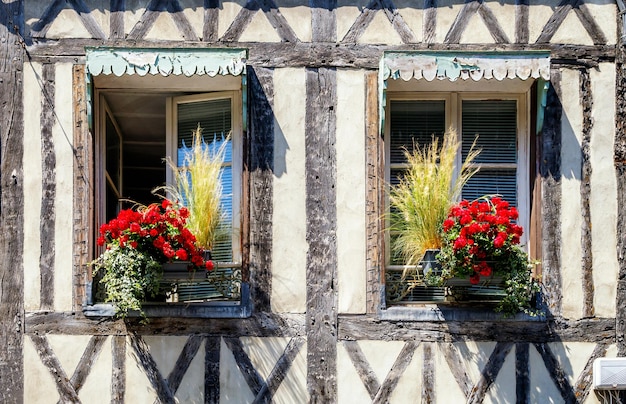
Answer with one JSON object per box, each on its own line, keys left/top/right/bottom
{"left": 433, "top": 196, "right": 540, "bottom": 316}
{"left": 388, "top": 130, "right": 479, "bottom": 272}
{"left": 92, "top": 199, "right": 214, "bottom": 319}
{"left": 163, "top": 124, "right": 229, "bottom": 254}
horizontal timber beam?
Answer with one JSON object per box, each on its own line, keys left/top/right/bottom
{"left": 338, "top": 316, "right": 616, "bottom": 343}
{"left": 25, "top": 311, "right": 305, "bottom": 337}
{"left": 26, "top": 39, "right": 616, "bottom": 68}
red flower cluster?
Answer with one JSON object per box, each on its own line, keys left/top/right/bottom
{"left": 97, "top": 199, "right": 214, "bottom": 271}
{"left": 440, "top": 197, "right": 524, "bottom": 284}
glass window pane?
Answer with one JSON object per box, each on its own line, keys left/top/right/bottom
{"left": 390, "top": 100, "right": 446, "bottom": 164}
{"left": 462, "top": 100, "right": 517, "bottom": 164}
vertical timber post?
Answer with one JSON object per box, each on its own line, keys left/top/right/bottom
{"left": 0, "top": 1, "right": 24, "bottom": 402}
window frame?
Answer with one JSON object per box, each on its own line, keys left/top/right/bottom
{"left": 383, "top": 90, "right": 533, "bottom": 308}
{"left": 84, "top": 75, "right": 251, "bottom": 319}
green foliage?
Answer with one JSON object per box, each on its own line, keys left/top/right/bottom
{"left": 389, "top": 131, "right": 479, "bottom": 266}
{"left": 92, "top": 245, "right": 163, "bottom": 319}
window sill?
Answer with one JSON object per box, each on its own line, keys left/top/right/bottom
{"left": 83, "top": 282, "right": 251, "bottom": 319}
{"left": 379, "top": 303, "right": 545, "bottom": 322}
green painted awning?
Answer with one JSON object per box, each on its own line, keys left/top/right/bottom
{"left": 378, "top": 51, "right": 551, "bottom": 134}
{"left": 86, "top": 48, "right": 247, "bottom": 77}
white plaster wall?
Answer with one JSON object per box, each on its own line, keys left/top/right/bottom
{"left": 272, "top": 67, "right": 307, "bottom": 313}
{"left": 336, "top": 0, "right": 368, "bottom": 42}
{"left": 276, "top": 0, "right": 313, "bottom": 42}
{"left": 220, "top": 337, "right": 255, "bottom": 403}
{"left": 23, "top": 61, "right": 43, "bottom": 312}
{"left": 590, "top": 63, "right": 619, "bottom": 318}
{"left": 336, "top": 69, "right": 367, "bottom": 314}
{"left": 24, "top": 337, "right": 60, "bottom": 403}
{"left": 560, "top": 68, "right": 585, "bottom": 319}
{"left": 54, "top": 63, "right": 75, "bottom": 312}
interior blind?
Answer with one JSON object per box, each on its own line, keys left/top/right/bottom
{"left": 461, "top": 99, "right": 518, "bottom": 204}
{"left": 177, "top": 98, "right": 233, "bottom": 263}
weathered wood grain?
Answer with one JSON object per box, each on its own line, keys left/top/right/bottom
{"left": 111, "top": 336, "right": 126, "bottom": 404}
{"left": 573, "top": 343, "right": 607, "bottom": 401}
{"left": 305, "top": 67, "right": 338, "bottom": 402}
{"left": 311, "top": 0, "right": 337, "bottom": 42}
{"left": 29, "top": 335, "right": 80, "bottom": 402}
{"left": 379, "top": 0, "right": 417, "bottom": 43}
{"left": 444, "top": 0, "right": 481, "bottom": 44}
{"left": 423, "top": 0, "right": 437, "bottom": 44}
{"left": 341, "top": 0, "right": 377, "bottom": 43}
{"left": 339, "top": 316, "right": 616, "bottom": 343}
{"left": 68, "top": 0, "right": 106, "bottom": 39}
{"left": 167, "top": 0, "right": 200, "bottom": 41}
{"left": 580, "top": 68, "right": 595, "bottom": 318}
{"left": 110, "top": 0, "right": 125, "bottom": 39}
{"left": 515, "top": 0, "right": 529, "bottom": 44}
{"left": 127, "top": 0, "right": 167, "bottom": 40}
{"left": 441, "top": 342, "right": 472, "bottom": 397}
{"left": 129, "top": 333, "right": 175, "bottom": 402}
{"left": 203, "top": 0, "right": 220, "bottom": 42}
{"left": 372, "top": 341, "right": 419, "bottom": 403}
{"left": 254, "top": 335, "right": 306, "bottom": 403}
{"left": 343, "top": 340, "right": 381, "bottom": 399}
{"left": 0, "top": 2, "right": 25, "bottom": 401}
{"left": 365, "top": 71, "right": 383, "bottom": 314}
{"left": 533, "top": 343, "right": 577, "bottom": 402}
{"left": 72, "top": 64, "right": 92, "bottom": 310}
{"left": 224, "top": 337, "right": 265, "bottom": 395}
{"left": 205, "top": 336, "right": 220, "bottom": 404}
{"left": 421, "top": 343, "right": 435, "bottom": 404}
{"left": 65, "top": 335, "right": 106, "bottom": 399}
{"left": 30, "top": 0, "right": 66, "bottom": 38}
{"left": 26, "top": 39, "right": 617, "bottom": 68}
{"left": 248, "top": 66, "right": 274, "bottom": 311}
{"left": 572, "top": 2, "right": 607, "bottom": 45}
{"left": 535, "top": 0, "right": 573, "bottom": 44}
{"left": 167, "top": 335, "right": 203, "bottom": 394}
{"left": 25, "top": 311, "right": 306, "bottom": 336}
{"left": 258, "top": 0, "right": 298, "bottom": 42}
{"left": 220, "top": 0, "right": 257, "bottom": 42}
{"left": 616, "top": 36, "right": 626, "bottom": 357}
{"left": 541, "top": 69, "right": 563, "bottom": 317}
{"left": 515, "top": 343, "right": 530, "bottom": 403}
{"left": 40, "top": 63, "right": 56, "bottom": 311}
{"left": 467, "top": 342, "right": 514, "bottom": 403}
{"left": 477, "top": 2, "right": 510, "bottom": 43}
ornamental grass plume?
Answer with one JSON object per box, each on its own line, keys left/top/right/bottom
{"left": 389, "top": 130, "right": 479, "bottom": 267}
{"left": 163, "top": 125, "right": 229, "bottom": 251}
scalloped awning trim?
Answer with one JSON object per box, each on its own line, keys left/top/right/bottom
{"left": 86, "top": 48, "right": 247, "bottom": 77}
{"left": 381, "top": 52, "right": 550, "bottom": 82}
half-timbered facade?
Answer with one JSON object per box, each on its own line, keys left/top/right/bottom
{"left": 1, "top": 0, "right": 626, "bottom": 402}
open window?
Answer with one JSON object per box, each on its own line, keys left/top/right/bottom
{"left": 378, "top": 52, "right": 549, "bottom": 315}
{"left": 85, "top": 48, "right": 250, "bottom": 318}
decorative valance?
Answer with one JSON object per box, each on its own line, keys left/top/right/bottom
{"left": 86, "top": 48, "right": 247, "bottom": 77}
{"left": 378, "top": 51, "right": 551, "bottom": 134}
{"left": 380, "top": 52, "right": 550, "bottom": 82}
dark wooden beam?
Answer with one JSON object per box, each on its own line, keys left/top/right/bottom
{"left": 311, "top": 0, "right": 337, "bottom": 42}
{"left": 343, "top": 341, "right": 381, "bottom": 399}
{"left": 253, "top": 335, "right": 306, "bottom": 403}
{"left": 533, "top": 343, "right": 577, "bottom": 402}
{"left": 420, "top": 343, "right": 435, "bottom": 403}
{"left": 258, "top": 0, "right": 298, "bottom": 42}
{"left": 30, "top": 0, "right": 65, "bottom": 38}
{"left": 167, "top": 335, "right": 203, "bottom": 394}
{"left": 248, "top": 66, "right": 274, "bottom": 311}
{"left": 535, "top": 0, "right": 573, "bottom": 44}
{"left": 515, "top": 0, "right": 529, "bottom": 44}
{"left": 111, "top": 335, "right": 126, "bottom": 404}
{"left": 573, "top": 343, "right": 608, "bottom": 401}
{"left": 203, "top": 0, "right": 220, "bottom": 42}
{"left": 220, "top": 0, "right": 258, "bottom": 42}
{"left": 476, "top": 2, "right": 510, "bottom": 43}
{"left": 541, "top": 69, "right": 563, "bottom": 317}
{"left": 580, "top": 68, "right": 595, "bottom": 318}
{"left": 467, "top": 342, "right": 514, "bottom": 403}
{"left": 40, "top": 62, "right": 56, "bottom": 311}
{"left": 25, "top": 39, "right": 617, "bottom": 68}
{"left": 444, "top": 0, "right": 481, "bottom": 44}
{"left": 572, "top": 2, "right": 607, "bottom": 45}
{"left": 340, "top": 0, "right": 377, "bottom": 43}
{"left": 379, "top": 0, "right": 417, "bottom": 43}
{"left": 224, "top": 337, "right": 265, "bottom": 396}
{"left": 58, "top": 335, "right": 107, "bottom": 404}
{"left": 372, "top": 340, "right": 419, "bottom": 403}
{"left": 205, "top": 336, "right": 220, "bottom": 404}
{"left": 29, "top": 335, "right": 80, "bottom": 402}
{"left": 305, "top": 67, "right": 338, "bottom": 402}
{"left": 129, "top": 333, "right": 175, "bottom": 402}
{"left": 110, "top": 0, "right": 125, "bottom": 39}
{"left": 339, "top": 316, "right": 616, "bottom": 343}
{"left": 515, "top": 343, "right": 530, "bottom": 403}
{"left": 423, "top": 0, "right": 437, "bottom": 44}
{"left": 167, "top": 0, "right": 200, "bottom": 41}
{"left": 127, "top": 0, "right": 167, "bottom": 40}
{"left": 25, "top": 311, "right": 306, "bottom": 336}
{"left": 441, "top": 342, "right": 472, "bottom": 397}
{"left": 0, "top": 2, "right": 25, "bottom": 402}
{"left": 68, "top": 0, "right": 106, "bottom": 39}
